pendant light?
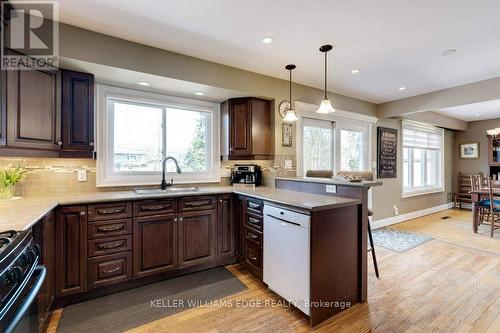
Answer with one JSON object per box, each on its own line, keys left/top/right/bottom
{"left": 283, "top": 64, "right": 298, "bottom": 122}
{"left": 316, "top": 44, "right": 335, "bottom": 114}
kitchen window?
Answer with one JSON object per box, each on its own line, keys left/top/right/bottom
{"left": 96, "top": 85, "right": 220, "bottom": 186}
{"left": 402, "top": 120, "right": 444, "bottom": 197}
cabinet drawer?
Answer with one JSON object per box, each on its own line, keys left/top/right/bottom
{"left": 88, "top": 252, "right": 132, "bottom": 289}
{"left": 244, "top": 227, "right": 262, "bottom": 246}
{"left": 88, "top": 219, "right": 132, "bottom": 239}
{"left": 88, "top": 235, "right": 132, "bottom": 257}
{"left": 133, "top": 199, "right": 177, "bottom": 217}
{"left": 244, "top": 240, "right": 262, "bottom": 278}
{"left": 246, "top": 198, "right": 263, "bottom": 215}
{"left": 245, "top": 212, "right": 263, "bottom": 232}
{"left": 88, "top": 202, "right": 132, "bottom": 221}
{"left": 179, "top": 196, "right": 216, "bottom": 212}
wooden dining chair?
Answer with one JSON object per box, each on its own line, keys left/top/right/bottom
{"left": 471, "top": 175, "right": 486, "bottom": 229}
{"left": 486, "top": 179, "right": 500, "bottom": 237}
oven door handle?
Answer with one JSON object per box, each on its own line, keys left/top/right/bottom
{"left": 3, "top": 265, "right": 46, "bottom": 333}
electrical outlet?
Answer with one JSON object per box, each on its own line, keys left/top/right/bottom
{"left": 77, "top": 169, "right": 87, "bottom": 182}
{"left": 326, "top": 185, "right": 337, "bottom": 193}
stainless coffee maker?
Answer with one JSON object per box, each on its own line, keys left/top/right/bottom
{"left": 230, "top": 164, "right": 262, "bottom": 185}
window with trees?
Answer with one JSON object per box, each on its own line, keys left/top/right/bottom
{"left": 96, "top": 85, "right": 219, "bottom": 186}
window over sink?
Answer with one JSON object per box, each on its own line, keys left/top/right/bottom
{"left": 96, "top": 85, "right": 220, "bottom": 187}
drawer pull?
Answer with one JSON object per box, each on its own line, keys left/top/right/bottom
{"left": 248, "top": 202, "right": 261, "bottom": 209}
{"left": 102, "top": 267, "right": 121, "bottom": 274}
{"left": 248, "top": 217, "right": 260, "bottom": 225}
{"left": 141, "top": 205, "right": 167, "bottom": 211}
{"left": 97, "top": 241, "right": 124, "bottom": 250}
{"left": 248, "top": 254, "right": 258, "bottom": 261}
{"left": 247, "top": 233, "right": 259, "bottom": 240}
{"left": 97, "top": 208, "right": 124, "bottom": 215}
{"left": 185, "top": 201, "right": 210, "bottom": 207}
{"left": 96, "top": 225, "right": 124, "bottom": 232}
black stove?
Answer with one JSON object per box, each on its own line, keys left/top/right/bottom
{"left": 0, "top": 229, "right": 46, "bottom": 333}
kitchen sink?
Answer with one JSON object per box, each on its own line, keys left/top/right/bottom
{"left": 133, "top": 187, "right": 199, "bottom": 195}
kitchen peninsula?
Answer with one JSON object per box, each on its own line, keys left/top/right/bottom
{"left": 0, "top": 185, "right": 363, "bottom": 326}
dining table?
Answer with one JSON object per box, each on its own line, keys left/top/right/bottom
{"left": 470, "top": 186, "right": 500, "bottom": 232}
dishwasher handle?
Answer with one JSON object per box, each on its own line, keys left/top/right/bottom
{"left": 266, "top": 214, "right": 302, "bottom": 227}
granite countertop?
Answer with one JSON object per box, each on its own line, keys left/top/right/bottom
{"left": 0, "top": 186, "right": 360, "bottom": 231}
{"left": 275, "top": 176, "right": 383, "bottom": 188}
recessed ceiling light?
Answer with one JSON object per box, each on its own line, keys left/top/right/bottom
{"left": 475, "top": 113, "right": 481, "bottom": 117}
{"left": 195, "top": 92, "right": 205, "bottom": 96}
{"left": 441, "top": 49, "right": 457, "bottom": 56}
{"left": 398, "top": 86, "right": 407, "bottom": 91}
{"left": 261, "top": 37, "right": 273, "bottom": 44}
{"left": 351, "top": 69, "right": 361, "bottom": 74}
{"left": 138, "top": 81, "right": 150, "bottom": 86}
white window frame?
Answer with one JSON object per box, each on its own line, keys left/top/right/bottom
{"left": 402, "top": 120, "right": 444, "bottom": 198}
{"left": 295, "top": 101, "right": 376, "bottom": 177}
{"left": 96, "top": 85, "right": 220, "bottom": 187}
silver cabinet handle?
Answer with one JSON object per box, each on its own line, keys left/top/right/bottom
{"left": 97, "top": 208, "right": 124, "bottom": 215}
{"left": 89, "top": 142, "right": 94, "bottom": 147}
{"left": 80, "top": 211, "right": 86, "bottom": 216}
{"left": 102, "top": 267, "right": 120, "bottom": 274}
{"left": 57, "top": 141, "right": 63, "bottom": 146}
{"left": 248, "top": 217, "right": 260, "bottom": 224}
{"left": 179, "top": 217, "right": 184, "bottom": 222}
{"left": 174, "top": 218, "right": 178, "bottom": 222}
{"left": 96, "top": 225, "right": 124, "bottom": 232}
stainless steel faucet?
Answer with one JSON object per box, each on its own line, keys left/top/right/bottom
{"left": 161, "top": 156, "right": 182, "bottom": 190}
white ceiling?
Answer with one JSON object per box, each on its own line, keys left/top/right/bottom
{"left": 58, "top": 0, "right": 500, "bottom": 104}
{"left": 435, "top": 99, "right": 500, "bottom": 122}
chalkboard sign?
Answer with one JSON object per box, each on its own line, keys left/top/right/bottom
{"left": 377, "top": 127, "right": 398, "bottom": 178}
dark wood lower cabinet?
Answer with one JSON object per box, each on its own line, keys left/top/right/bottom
{"left": 52, "top": 194, "right": 244, "bottom": 306}
{"left": 55, "top": 206, "right": 88, "bottom": 297}
{"left": 178, "top": 210, "right": 216, "bottom": 268}
{"left": 217, "top": 194, "right": 235, "bottom": 262}
{"left": 133, "top": 214, "right": 178, "bottom": 278}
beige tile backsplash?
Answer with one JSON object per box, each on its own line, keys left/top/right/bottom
{"left": 0, "top": 156, "right": 297, "bottom": 198}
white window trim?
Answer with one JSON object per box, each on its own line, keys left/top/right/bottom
{"left": 401, "top": 120, "right": 445, "bottom": 198}
{"left": 96, "top": 85, "right": 220, "bottom": 187}
{"left": 295, "top": 101, "right": 377, "bottom": 177}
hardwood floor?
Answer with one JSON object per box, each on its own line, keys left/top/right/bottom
{"left": 45, "top": 209, "right": 500, "bottom": 333}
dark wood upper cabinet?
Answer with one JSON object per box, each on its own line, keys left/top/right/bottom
{"left": 55, "top": 206, "right": 88, "bottom": 297}
{"left": 221, "top": 97, "right": 271, "bottom": 160}
{"left": 133, "top": 214, "right": 178, "bottom": 278}
{"left": 5, "top": 64, "right": 60, "bottom": 151}
{"left": 217, "top": 194, "right": 235, "bottom": 262}
{"left": 0, "top": 68, "right": 5, "bottom": 147}
{"left": 178, "top": 210, "right": 217, "bottom": 268}
{"left": 60, "top": 69, "right": 95, "bottom": 157}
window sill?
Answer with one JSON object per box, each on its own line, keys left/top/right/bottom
{"left": 402, "top": 188, "right": 444, "bottom": 198}
{"left": 96, "top": 175, "right": 221, "bottom": 187}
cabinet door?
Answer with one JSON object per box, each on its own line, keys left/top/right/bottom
{"left": 55, "top": 206, "right": 87, "bottom": 297}
{"left": 217, "top": 194, "right": 235, "bottom": 262}
{"left": 0, "top": 68, "right": 5, "bottom": 147}
{"left": 60, "top": 69, "right": 95, "bottom": 157}
{"left": 235, "top": 195, "right": 245, "bottom": 260}
{"left": 178, "top": 210, "right": 217, "bottom": 268}
{"left": 6, "top": 63, "right": 59, "bottom": 150}
{"left": 229, "top": 98, "right": 252, "bottom": 156}
{"left": 133, "top": 214, "right": 178, "bottom": 278}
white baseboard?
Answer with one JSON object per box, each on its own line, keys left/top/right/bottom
{"left": 371, "top": 202, "right": 454, "bottom": 229}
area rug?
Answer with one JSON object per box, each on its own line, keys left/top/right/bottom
{"left": 56, "top": 267, "right": 247, "bottom": 333}
{"left": 372, "top": 228, "right": 433, "bottom": 253}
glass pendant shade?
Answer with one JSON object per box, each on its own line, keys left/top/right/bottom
{"left": 316, "top": 98, "right": 335, "bottom": 114}
{"left": 283, "top": 108, "right": 298, "bottom": 122}
{"left": 316, "top": 44, "right": 335, "bottom": 114}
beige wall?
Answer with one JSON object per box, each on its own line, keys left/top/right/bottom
{"left": 452, "top": 119, "right": 500, "bottom": 189}
{"left": 371, "top": 119, "right": 454, "bottom": 220}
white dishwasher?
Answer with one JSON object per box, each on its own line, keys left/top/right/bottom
{"left": 263, "top": 204, "right": 310, "bottom": 315}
